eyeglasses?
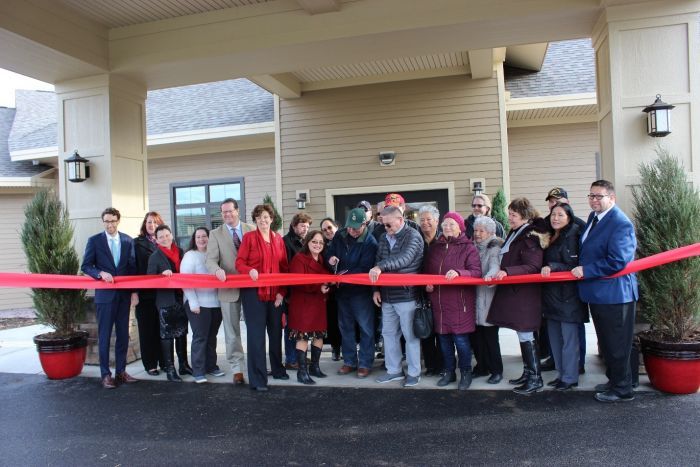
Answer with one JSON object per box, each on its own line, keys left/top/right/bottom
{"left": 472, "top": 204, "right": 484, "bottom": 208}
{"left": 309, "top": 240, "right": 324, "bottom": 246}
{"left": 103, "top": 220, "right": 118, "bottom": 224}
{"left": 587, "top": 194, "right": 610, "bottom": 200}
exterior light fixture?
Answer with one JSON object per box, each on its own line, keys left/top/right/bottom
{"left": 65, "top": 150, "right": 90, "bottom": 183}
{"left": 295, "top": 190, "right": 308, "bottom": 210}
{"left": 642, "top": 95, "right": 674, "bottom": 137}
{"left": 472, "top": 180, "right": 484, "bottom": 196}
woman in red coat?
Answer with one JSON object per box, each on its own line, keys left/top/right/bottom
{"left": 288, "top": 229, "right": 331, "bottom": 384}
{"left": 486, "top": 197, "right": 549, "bottom": 395}
{"left": 424, "top": 212, "right": 482, "bottom": 390}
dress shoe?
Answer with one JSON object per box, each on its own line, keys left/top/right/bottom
{"left": 357, "top": 368, "right": 371, "bottom": 378}
{"left": 547, "top": 378, "right": 561, "bottom": 387}
{"left": 166, "top": 368, "right": 183, "bottom": 382}
{"left": 487, "top": 374, "right": 502, "bottom": 384}
{"left": 115, "top": 371, "right": 138, "bottom": 384}
{"left": 146, "top": 369, "right": 159, "bottom": 376}
{"left": 101, "top": 375, "right": 116, "bottom": 389}
{"left": 594, "top": 382, "right": 612, "bottom": 392}
{"left": 540, "top": 356, "right": 555, "bottom": 372}
{"left": 554, "top": 381, "right": 578, "bottom": 391}
{"left": 337, "top": 365, "right": 357, "bottom": 375}
{"left": 594, "top": 390, "right": 635, "bottom": 403}
{"left": 233, "top": 373, "right": 245, "bottom": 385}
{"left": 179, "top": 362, "right": 193, "bottom": 376}
{"left": 285, "top": 362, "right": 299, "bottom": 370}
{"left": 331, "top": 347, "right": 341, "bottom": 361}
{"left": 272, "top": 372, "right": 289, "bottom": 380}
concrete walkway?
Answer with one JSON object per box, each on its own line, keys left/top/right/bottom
{"left": 0, "top": 319, "right": 653, "bottom": 392}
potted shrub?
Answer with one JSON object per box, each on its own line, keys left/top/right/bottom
{"left": 632, "top": 148, "right": 700, "bottom": 394}
{"left": 20, "top": 189, "right": 88, "bottom": 379}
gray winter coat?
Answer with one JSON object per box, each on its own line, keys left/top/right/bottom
{"left": 475, "top": 236, "right": 503, "bottom": 326}
{"left": 375, "top": 224, "right": 424, "bottom": 303}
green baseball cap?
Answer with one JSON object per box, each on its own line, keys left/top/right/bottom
{"left": 345, "top": 208, "right": 366, "bottom": 229}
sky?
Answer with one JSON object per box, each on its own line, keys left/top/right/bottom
{"left": 0, "top": 69, "right": 54, "bottom": 108}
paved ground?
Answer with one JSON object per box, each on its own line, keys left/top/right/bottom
{"left": 0, "top": 372, "right": 698, "bottom": 466}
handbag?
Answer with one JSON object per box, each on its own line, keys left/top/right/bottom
{"left": 413, "top": 298, "right": 434, "bottom": 339}
{"left": 159, "top": 302, "right": 189, "bottom": 338}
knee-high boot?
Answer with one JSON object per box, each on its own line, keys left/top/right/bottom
{"left": 161, "top": 339, "right": 182, "bottom": 382}
{"left": 513, "top": 341, "right": 544, "bottom": 395}
{"left": 176, "top": 335, "right": 193, "bottom": 375}
{"left": 309, "top": 345, "right": 327, "bottom": 378}
{"left": 508, "top": 342, "right": 529, "bottom": 385}
{"left": 296, "top": 349, "right": 315, "bottom": 385}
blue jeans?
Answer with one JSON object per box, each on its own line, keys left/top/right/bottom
{"left": 337, "top": 293, "right": 375, "bottom": 369}
{"left": 438, "top": 333, "right": 473, "bottom": 372}
{"left": 282, "top": 304, "right": 297, "bottom": 365}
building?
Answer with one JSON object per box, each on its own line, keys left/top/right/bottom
{"left": 0, "top": 1, "right": 697, "bottom": 310}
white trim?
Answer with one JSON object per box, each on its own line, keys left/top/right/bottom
{"left": 10, "top": 146, "right": 59, "bottom": 162}
{"left": 0, "top": 168, "right": 56, "bottom": 188}
{"left": 300, "top": 66, "right": 469, "bottom": 92}
{"left": 496, "top": 63, "right": 511, "bottom": 202}
{"left": 274, "top": 95, "right": 283, "bottom": 221}
{"left": 506, "top": 93, "right": 597, "bottom": 111}
{"left": 507, "top": 114, "right": 598, "bottom": 128}
{"left": 324, "top": 182, "right": 455, "bottom": 220}
{"left": 147, "top": 121, "right": 274, "bottom": 146}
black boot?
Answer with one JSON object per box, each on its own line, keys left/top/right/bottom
{"left": 437, "top": 371, "right": 456, "bottom": 387}
{"left": 296, "top": 349, "right": 315, "bottom": 385}
{"left": 513, "top": 341, "right": 544, "bottom": 395}
{"left": 309, "top": 345, "right": 327, "bottom": 378}
{"left": 161, "top": 339, "right": 182, "bottom": 382}
{"left": 176, "top": 335, "right": 193, "bottom": 376}
{"left": 508, "top": 342, "right": 529, "bottom": 385}
{"left": 458, "top": 369, "right": 472, "bottom": 390}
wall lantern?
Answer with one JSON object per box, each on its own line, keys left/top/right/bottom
{"left": 472, "top": 180, "right": 484, "bottom": 196}
{"left": 65, "top": 150, "right": 90, "bottom": 182}
{"left": 642, "top": 95, "right": 674, "bottom": 137}
{"left": 295, "top": 190, "right": 309, "bottom": 210}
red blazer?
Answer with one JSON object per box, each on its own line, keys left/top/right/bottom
{"left": 235, "top": 230, "right": 289, "bottom": 299}
{"left": 288, "top": 252, "right": 329, "bottom": 332}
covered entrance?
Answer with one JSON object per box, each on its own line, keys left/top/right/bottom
{"left": 332, "top": 189, "right": 450, "bottom": 227}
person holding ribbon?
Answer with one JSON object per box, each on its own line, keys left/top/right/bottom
{"left": 235, "top": 204, "right": 290, "bottom": 391}
{"left": 540, "top": 202, "right": 588, "bottom": 391}
{"left": 424, "top": 211, "right": 482, "bottom": 390}
{"left": 288, "top": 230, "right": 331, "bottom": 385}
{"left": 487, "top": 197, "right": 549, "bottom": 395}
{"left": 147, "top": 224, "right": 188, "bottom": 382}
{"left": 181, "top": 227, "right": 223, "bottom": 384}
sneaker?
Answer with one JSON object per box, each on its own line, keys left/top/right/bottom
{"left": 207, "top": 368, "right": 225, "bottom": 377}
{"left": 403, "top": 375, "right": 420, "bottom": 387}
{"left": 193, "top": 375, "right": 207, "bottom": 384}
{"left": 375, "top": 372, "right": 405, "bottom": 383}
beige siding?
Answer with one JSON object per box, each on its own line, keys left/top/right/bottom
{"left": 0, "top": 194, "right": 34, "bottom": 310}
{"left": 508, "top": 122, "right": 599, "bottom": 217}
{"left": 147, "top": 148, "right": 276, "bottom": 224}
{"left": 279, "top": 75, "right": 504, "bottom": 223}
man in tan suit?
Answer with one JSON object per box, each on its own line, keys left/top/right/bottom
{"left": 206, "top": 198, "right": 255, "bottom": 384}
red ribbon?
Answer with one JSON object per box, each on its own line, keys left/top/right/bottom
{"left": 0, "top": 243, "right": 697, "bottom": 290}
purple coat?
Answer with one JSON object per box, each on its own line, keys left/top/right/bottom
{"left": 424, "top": 233, "right": 482, "bottom": 334}
{"left": 487, "top": 222, "right": 546, "bottom": 332}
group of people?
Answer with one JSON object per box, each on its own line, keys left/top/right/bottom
{"left": 82, "top": 179, "right": 639, "bottom": 403}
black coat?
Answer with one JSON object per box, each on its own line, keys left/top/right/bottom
{"left": 134, "top": 235, "right": 157, "bottom": 301}
{"left": 147, "top": 247, "right": 184, "bottom": 310}
{"left": 542, "top": 223, "right": 589, "bottom": 323}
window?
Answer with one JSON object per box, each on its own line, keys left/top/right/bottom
{"left": 170, "top": 178, "right": 245, "bottom": 249}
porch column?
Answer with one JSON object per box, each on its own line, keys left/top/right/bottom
{"left": 55, "top": 74, "right": 148, "bottom": 252}
{"left": 592, "top": 2, "right": 699, "bottom": 210}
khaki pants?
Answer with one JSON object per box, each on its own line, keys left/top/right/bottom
{"left": 221, "top": 300, "right": 245, "bottom": 374}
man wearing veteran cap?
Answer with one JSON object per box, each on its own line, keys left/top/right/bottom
{"left": 327, "top": 208, "right": 379, "bottom": 378}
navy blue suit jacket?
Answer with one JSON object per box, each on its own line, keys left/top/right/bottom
{"left": 577, "top": 205, "right": 639, "bottom": 305}
{"left": 81, "top": 231, "right": 136, "bottom": 304}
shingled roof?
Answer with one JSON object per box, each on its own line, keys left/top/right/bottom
{"left": 505, "top": 38, "right": 596, "bottom": 98}
{"left": 8, "top": 90, "right": 57, "bottom": 152}
{"left": 0, "top": 107, "right": 53, "bottom": 178}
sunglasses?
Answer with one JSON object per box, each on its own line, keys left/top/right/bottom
{"left": 322, "top": 226, "right": 335, "bottom": 231}
{"left": 472, "top": 204, "right": 484, "bottom": 208}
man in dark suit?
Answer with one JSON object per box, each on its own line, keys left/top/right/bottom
{"left": 572, "top": 180, "right": 639, "bottom": 402}
{"left": 82, "top": 207, "right": 139, "bottom": 389}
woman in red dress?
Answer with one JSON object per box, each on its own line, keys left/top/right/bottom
{"left": 288, "top": 230, "right": 331, "bottom": 385}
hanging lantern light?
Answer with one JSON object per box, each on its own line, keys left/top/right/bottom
{"left": 642, "top": 95, "right": 674, "bottom": 137}
{"left": 64, "top": 150, "right": 91, "bottom": 182}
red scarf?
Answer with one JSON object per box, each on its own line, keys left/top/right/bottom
{"left": 158, "top": 243, "right": 181, "bottom": 272}
{"left": 250, "top": 229, "right": 285, "bottom": 301}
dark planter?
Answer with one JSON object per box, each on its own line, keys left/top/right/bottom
{"left": 33, "top": 331, "right": 89, "bottom": 380}
{"left": 638, "top": 331, "right": 700, "bottom": 394}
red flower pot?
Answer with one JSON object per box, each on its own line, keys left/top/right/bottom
{"left": 34, "top": 331, "right": 89, "bottom": 380}
{"left": 639, "top": 332, "right": 700, "bottom": 395}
